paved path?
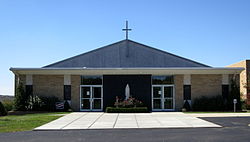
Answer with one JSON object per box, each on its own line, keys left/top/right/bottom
{"left": 35, "top": 112, "right": 221, "bottom": 130}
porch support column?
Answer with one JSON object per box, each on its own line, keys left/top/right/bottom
{"left": 25, "top": 75, "right": 33, "bottom": 100}
{"left": 64, "top": 75, "right": 71, "bottom": 101}
{"left": 222, "top": 74, "right": 229, "bottom": 102}
{"left": 183, "top": 74, "right": 191, "bottom": 109}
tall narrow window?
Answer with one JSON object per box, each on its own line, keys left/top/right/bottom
{"left": 64, "top": 85, "right": 71, "bottom": 100}
{"left": 183, "top": 85, "right": 191, "bottom": 100}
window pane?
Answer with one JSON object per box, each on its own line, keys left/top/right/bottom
{"left": 81, "top": 99, "right": 90, "bottom": 109}
{"left": 93, "top": 87, "right": 101, "bottom": 98}
{"left": 153, "top": 99, "right": 161, "bottom": 109}
{"left": 153, "top": 87, "right": 162, "bottom": 98}
{"left": 164, "top": 87, "right": 173, "bottom": 98}
{"left": 164, "top": 99, "right": 173, "bottom": 109}
{"left": 152, "top": 76, "right": 173, "bottom": 84}
{"left": 81, "top": 87, "right": 90, "bottom": 98}
{"left": 81, "top": 76, "right": 102, "bottom": 85}
{"left": 93, "top": 99, "right": 101, "bottom": 109}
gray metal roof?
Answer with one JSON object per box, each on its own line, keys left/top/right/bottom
{"left": 44, "top": 40, "right": 210, "bottom": 68}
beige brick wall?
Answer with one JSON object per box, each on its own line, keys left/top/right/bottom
{"left": 16, "top": 74, "right": 81, "bottom": 111}
{"left": 71, "top": 75, "right": 81, "bottom": 111}
{"left": 33, "top": 75, "right": 64, "bottom": 100}
{"left": 174, "top": 74, "right": 229, "bottom": 110}
{"left": 191, "top": 74, "right": 222, "bottom": 102}
{"left": 15, "top": 73, "right": 240, "bottom": 111}
{"left": 174, "top": 75, "right": 183, "bottom": 111}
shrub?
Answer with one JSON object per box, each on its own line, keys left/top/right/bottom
{"left": 114, "top": 96, "right": 143, "bottom": 108}
{"left": 39, "top": 96, "right": 60, "bottom": 111}
{"left": 28, "top": 95, "right": 43, "bottom": 111}
{"left": 106, "top": 107, "right": 148, "bottom": 113}
{"left": 14, "top": 82, "right": 29, "bottom": 111}
{"left": 0, "top": 101, "right": 7, "bottom": 116}
{"left": 247, "top": 104, "right": 250, "bottom": 110}
{"left": 27, "top": 95, "right": 60, "bottom": 111}
{"left": 2, "top": 100, "right": 14, "bottom": 111}
{"left": 242, "top": 100, "right": 250, "bottom": 110}
{"left": 227, "top": 79, "right": 241, "bottom": 110}
{"left": 192, "top": 95, "right": 225, "bottom": 111}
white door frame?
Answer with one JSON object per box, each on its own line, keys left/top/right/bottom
{"left": 152, "top": 85, "right": 175, "bottom": 111}
{"left": 80, "top": 85, "right": 103, "bottom": 111}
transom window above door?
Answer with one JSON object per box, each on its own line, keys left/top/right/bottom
{"left": 81, "top": 76, "right": 102, "bottom": 85}
{"left": 152, "top": 76, "right": 174, "bottom": 84}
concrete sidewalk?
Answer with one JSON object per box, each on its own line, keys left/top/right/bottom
{"left": 35, "top": 112, "right": 221, "bottom": 130}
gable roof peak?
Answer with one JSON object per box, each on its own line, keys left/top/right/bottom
{"left": 44, "top": 39, "right": 210, "bottom": 68}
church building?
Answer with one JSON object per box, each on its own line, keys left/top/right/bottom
{"left": 10, "top": 39, "right": 243, "bottom": 111}
{"left": 10, "top": 22, "right": 243, "bottom": 111}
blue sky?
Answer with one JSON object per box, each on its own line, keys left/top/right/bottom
{"left": 0, "top": 0, "right": 249, "bottom": 95}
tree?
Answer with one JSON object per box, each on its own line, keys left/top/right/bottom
{"left": 0, "top": 101, "right": 7, "bottom": 116}
{"left": 242, "top": 74, "right": 250, "bottom": 109}
{"left": 228, "top": 78, "right": 241, "bottom": 110}
{"left": 14, "top": 82, "right": 29, "bottom": 111}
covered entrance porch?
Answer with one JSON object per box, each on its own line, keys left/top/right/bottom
{"left": 79, "top": 75, "right": 175, "bottom": 112}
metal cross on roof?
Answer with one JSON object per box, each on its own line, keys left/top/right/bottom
{"left": 122, "top": 21, "right": 132, "bottom": 40}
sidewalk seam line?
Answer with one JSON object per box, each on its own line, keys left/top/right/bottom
{"left": 61, "top": 112, "right": 89, "bottom": 129}
{"left": 87, "top": 113, "right": 105, "bottom": 129}
{"left": 113, "top": 113, "right": 119, "bottom": 128}
{"left": 134, "top": 114, "right": 139, "bottom": 128}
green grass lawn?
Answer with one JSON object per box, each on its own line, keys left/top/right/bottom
{"left": 0, "top": 112, "right": 70, "bottom": 133}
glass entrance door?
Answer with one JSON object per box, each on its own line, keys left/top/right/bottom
{"left": 152, "top": 85, "right": 174, "bottom": 111}
{"left": 81, "top": 86, "right": 91, "bottom": 110}
{"left": 80, "top": 85, "right": 102, "bottom": 111}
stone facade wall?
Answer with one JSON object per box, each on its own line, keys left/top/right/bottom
{"left": 71, "top": 75, "right": 81, "bottom": 111}
{"left": 191, "top": 74, "right": 222, "bottom": 102}
{"left": 174, "top": 75, "right": 183, "bottom": 111}
{"left": 33, "top": 75, "right": 64, "bottom": 100}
